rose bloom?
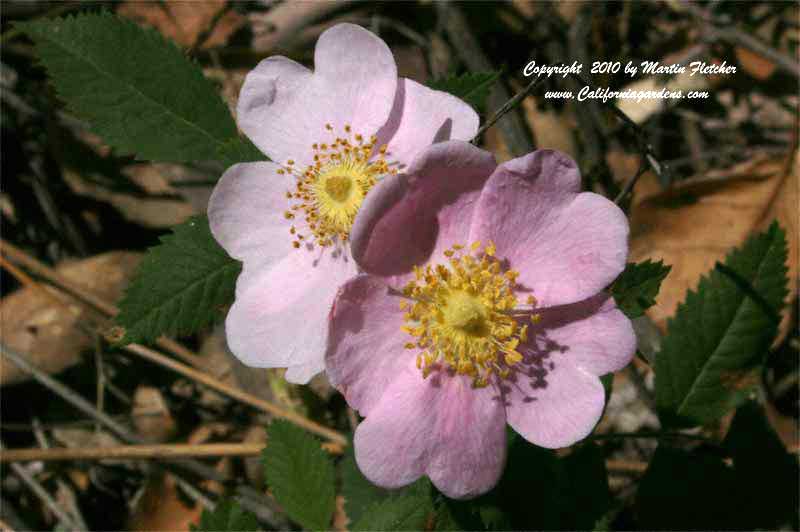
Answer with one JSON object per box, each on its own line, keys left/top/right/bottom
{"left": 208, "top": 24, "right": 478, "bottom": 382}
{"left": 327, "top": 141, "right": 635, "bottom": 499}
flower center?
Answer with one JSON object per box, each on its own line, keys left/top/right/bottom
{"left": 442, "top": 291, "right": 488, "bottom": 336}
{"left": 324, "top": 175, "right": 353, "bottom": 202}
{"left": 279, "top": 124, "right": 398, "bottom": 249}
{"left": 399, "top": 241, "right": 541, "bottom": 388}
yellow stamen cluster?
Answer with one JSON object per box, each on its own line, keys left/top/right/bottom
{"left": 400, "top": 241, "right": 538, "bottom": 388}
{"left": 279, "top": 124, "right": 398, "bottom": 249}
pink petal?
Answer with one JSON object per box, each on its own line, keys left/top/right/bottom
{"left": 326, "top": 275, "right": 414, "bottom": 416}
{"left": 355, "top": 361, "right": 507, "bottom": 499}
{"left": 534, "top": 293, "right": 636, "bottom": 376}
{"left": 237, "top": 24, "right": 396, "bottom": 166}
{"left": 224, "top": 249, "right": 357, "bottom": 382}
{"left": 375, "top": 78, "right": 479, "bottom": 169}
{"left": 208, "top": 161, "right": 294, "bottom": 268}
{"left": 285, "top": 359, "right": 326, "bottom": 384}
{"left": 503, "top": 353, "right": 605, "bottom": 449}
{"left": 351, "top": 141, "right": 496, "bottom": 285}
{"left": 470, "top": 150, "right": 629, "bottom": 307}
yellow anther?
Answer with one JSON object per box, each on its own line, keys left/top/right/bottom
{"left": 399, "top": 240, "right": 525, "bottom": 385}
{"left": 485, "top": 241, "right": 496, "bottom": 256}
{"left": 281, "top": 125, "right": 391, "bottom": 250}
{"left": 471, "top": 241, "right": 482, "bottom": 251}
{"left": 526, "top": 295, "right": 537, "bottom": 306}
{"left": 531, "top": 313, "right": 542, "bottom": 324}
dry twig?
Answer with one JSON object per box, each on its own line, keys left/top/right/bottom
{"left": 0, "top": 239, "right": 347, "bottom": 447}
{"left": 1, "top": 441, "right": 342, "bottom": 463}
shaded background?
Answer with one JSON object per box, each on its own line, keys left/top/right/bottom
{"left": 1, "top": 1, "right": 797, "bottom": 530}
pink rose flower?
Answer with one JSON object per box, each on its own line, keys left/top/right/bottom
{"left": 327, "top": 141, "right": 635, "bottom": 499}
{"left": 208, "top": 24, "right": 478, "bottom": 383}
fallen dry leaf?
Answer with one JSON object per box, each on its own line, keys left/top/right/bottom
{"left": 630, "top": 152, "right": 798, "bottom": 332}
{"left": 128, "top": 473, "right": 202, "bottom": 532}
{"left": 118, "top": 1, "right": 244, "bottom": 49}
{"left": 0, "top": 252, "right": 141, "bottom": 386}
{"left": 132, "top": 386, "right": 177, "bottom": 443}
{"left": 64, "top": 164, "right": 194, "bottom": 229}
{"left": 735, "top": 47, "right": 777, "bottom": 80}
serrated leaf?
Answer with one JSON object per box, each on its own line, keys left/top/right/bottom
{"left": 428, "top": 71, "right": 501, "bottom": 111}
{"left": 340, "top": 442, "right": 433, "bottom": 525}
{"left": 263, "top": 421, "right": 335, "bottom": 531}
{"left": 340, "top": 444, "right": 390, "bottom": 524}
{"left": 352, "top": 494, "right": 433, "bottom": 532}
{"left": 217, "top": 136, "right": 268, "bottom": 169}
{"left": 655, "top": 222, "right": 788, "bottom": 426}
{"left": 610, "top": 260, "right": 671, "bottom": 319}
{"left": 20, "top": 12, "right": 237, "bottom": 162}
{"left": 192, "top": 499, "right": 258, "bottom": 532}
{"left": 115, "top": 215, "right": 241, "bottom": 344}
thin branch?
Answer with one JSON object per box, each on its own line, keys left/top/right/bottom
{"left": 471, "top": 76, "right": 547, "bottom": 142}
{"left": 436, "top": 1, "right": 533, "bottom": 153}
{"left": 0, "top": 344, "right": 282, "bottom": 525}
{"left": 589, "top": 431, "right": 713, "bottom": 443}
{"left": 0, "top": 239, "right": 200, "bottom": 367}
{"left": 30, "top": 418, "right": 90, "bottom": 531}
{"left": 563, "top": 72, "right": 667, "bottom": 204}
{"left": 0, "top": 239, "right": 348, "bottom": 447}
{"left": 124, "top": 343, "right": 347, "bottom": 447}
{"left": 681, "top": 1, "right": 800, "bottom": 78}
{"left": 614, "top": 159, "right": 648, "bottom": 205}
{"left": 0, "top": 443, "right": 85, "bottom": 532}
{"left": 1, "top": 441, "right": 342, "bottom": 463}
{"left": 605, "top": 459, "right": 648, "bottom": 475}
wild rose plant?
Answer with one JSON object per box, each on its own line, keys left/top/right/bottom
{"left": 327, "top": 142, "right": 635, "bottom": 498}
{"left": 22, "top": 6, "right": 792, "bottom": 528}
{"left": 208, "top": 24, "right": 478, "bottom": 382}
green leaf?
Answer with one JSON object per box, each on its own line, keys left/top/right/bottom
{"left": 655, "top": 222, "right": 788, "bottom": 426}
{"left": 115, "top": 215, "right": 241, "bottom": 344}
{"left": 723, "top": 401, "right": 799, "bottom": 530}
{"left": 428, "top": 71, "right": 502, "bottom": 111}
{"left": 610, "top": 260, "right": 671, "bottom": 319}
{"left": 217, "top": 137, "right": 268, "bottom": 169}
{"left": 340, "top": 444, "right": 390, "bottom": 524}
{"left": 635, "top": 446, "right": 738, "bottom": 530}
{"left": 20, "top": 12, "right": 237, "bottom": 162}
{"left": 352, "top": 494, "right": 433, "bottom": 532}
{"left": 263, "top": 421, "right": 335, "bottom": 531}
{"left": 192, "top": 500, "right": 258, "bottom": 532}
{"left": 340, "top": 442, "right": 433, "bottom": 526}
